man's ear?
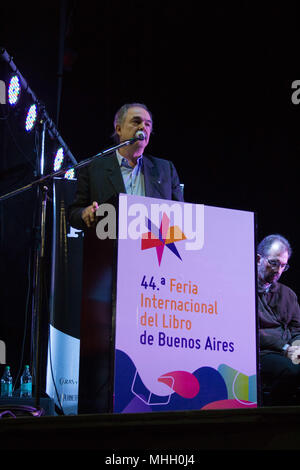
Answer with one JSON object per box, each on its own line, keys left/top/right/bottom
{"left": 257, "top": 254, "right": 262, "bottom": 264}
{"left": 115, "top": 124, "right": 121, "bottom": 138}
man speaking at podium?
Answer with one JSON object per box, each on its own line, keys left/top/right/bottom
{"left": 68, "top": 102, "right": 183, "bottom": 230}
{"left": 67, "top": 103, "right": 183, "bottom": 414}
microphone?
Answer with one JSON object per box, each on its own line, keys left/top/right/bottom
{"left": 134, "top": 130, "right": 145, "bottom": 141}
{"left": 128, "top": 130, "right": 146, "bottom": 145}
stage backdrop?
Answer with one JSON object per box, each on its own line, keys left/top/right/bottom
{"left": 113, "top": 194, "right": 257, "bottom": 413}
{"left": 46, "top": 178, "right": 83, "bottom": 415}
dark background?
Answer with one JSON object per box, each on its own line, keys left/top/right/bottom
{"left": 0, "top": 1, "right": 300, "bottom": 383}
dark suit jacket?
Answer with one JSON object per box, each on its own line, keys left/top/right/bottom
{"left": 258, "top": 282, "right": 300, "bottom": 356}
{"left": 68, "top": 152, "right": 184, "bottom": 229}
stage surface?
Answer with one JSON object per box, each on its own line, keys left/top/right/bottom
{"left": 1, "top": 406, "right": 300, "bottom": 451}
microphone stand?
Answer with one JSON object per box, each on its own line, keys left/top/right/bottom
{"left": 0, "top": 135, "right": 140, "bottom": 410}
{"left": 0, "top": 138, "right": 139, "bottom": 202}
{"left": 31, "top": 119, "right": 46, "bottom": 410}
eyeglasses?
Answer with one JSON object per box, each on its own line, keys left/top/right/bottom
{"left": 266, "top": 258, "right": 289, "bottom": 272}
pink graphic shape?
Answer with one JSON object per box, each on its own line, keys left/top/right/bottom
{"left": 158, "top": 371, "right": 200, "bottom": 399}
{"left": 141, "top": 214, "right": 185, "bottom": 266}
{"left": 156, "top": 244, "right": 165, "bottom": 265}
{"left": 160, "top": 212, "right": 170, "bottom": 240}
{"left": 201, "top": 399, "right": 257, "bottom": 410}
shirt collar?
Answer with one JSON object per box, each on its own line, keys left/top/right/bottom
{"left": 116, "top": 150, "right": 143, "bottom": 169}
{"left": 257, "top": 280, "right": 280, "bottom": 294}
{"left": 258, "top": 279, "right": 270, "bottom": 293}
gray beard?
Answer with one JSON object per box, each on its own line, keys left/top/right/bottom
{"left": 257, "top": 278, "right": 272, "bottom": 293}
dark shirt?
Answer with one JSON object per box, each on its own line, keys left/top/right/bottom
{"left": 258, "top": 282, "right": 300, "bottom": 355}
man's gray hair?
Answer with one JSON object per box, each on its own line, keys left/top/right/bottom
{"left": 257, "top": 234, "right": 292, "bottom": 259}
{"left": 112, "top": 103, "right": 153, "bottom": 142}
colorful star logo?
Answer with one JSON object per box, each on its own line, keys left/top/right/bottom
{"left": 141, "top": 212, "right": 187, "bottom": 265}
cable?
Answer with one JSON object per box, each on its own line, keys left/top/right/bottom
{"left": 47, "top": 324, "right": 65, "bottom": 415}
{"left": 42, "top": 240, "right": 65, "bottom": 416}
{"left": 12, "top": 246, "right": 33, "bottom": 393}
{"left": 0, "top": 404, "right": 45, "bottom": 418}
{"left": 12, "top": 186, "right": 38, "bottom": 393}
{"left": 0, "top": 410, "right": 16, "bottom": 419}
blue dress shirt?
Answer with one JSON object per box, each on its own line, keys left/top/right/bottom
{"left": 116, "top": 150, "right": 145, "bottom": 196}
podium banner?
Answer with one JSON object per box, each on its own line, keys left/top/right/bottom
{"left": 113, "top": 194, "right": 257, "bottom": 413}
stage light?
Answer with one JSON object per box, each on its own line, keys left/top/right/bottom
{"left": 54, "top": 147, "right": 64, "bottom": 171}
{"left": 7, "top": 75, "right": 21, "bottom": 106}
{"left": 64, "top": 168, "right": 75, "bottom": 180}
{"left": 25, "top": 103, "right": 37, "bottom": 132}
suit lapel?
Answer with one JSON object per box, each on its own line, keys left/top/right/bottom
{"left": 94, "top": 153, "right": 164, "bottom": 201}
{"left": 143, "top": 155, "right": 162, "bottom": 198}
{"left": 103, "top": 152, "right": 126, "bottom": 195}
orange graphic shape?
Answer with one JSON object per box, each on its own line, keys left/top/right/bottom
{"left": 165, "top": 226, "right": 187, "bottom": 244}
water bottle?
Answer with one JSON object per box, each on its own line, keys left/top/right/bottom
{"left": 20, "top": 365, "right": 32, "bottom": 398}
{"left": 1, "top": 366, "right": 13, "bottom": 397}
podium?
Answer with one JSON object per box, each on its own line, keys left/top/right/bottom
{"left": 78, "top": 194, "right": 258, "bottom": 414}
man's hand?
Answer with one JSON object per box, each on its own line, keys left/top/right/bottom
{"left": 286, "top": 345, "right": 300, "bottom": 364}
{"left": 81, "top": 201, "right": 99, "bottom": 228}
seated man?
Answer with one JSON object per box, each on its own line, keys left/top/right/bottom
{"left": 257, "top": 234, "right": 300, "bottom": 405}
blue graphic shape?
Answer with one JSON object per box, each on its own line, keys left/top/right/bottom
{"left": 145, "top": 216, "right": 182, "bottom": 260}
{"left": 146, "top": 217, "right": 162, "bottom": 241}
{"left": 114, "top": 349, "right": 138, "bottom": 413}
{"left": 114, "top": 350, "right": 228, "bottom": 413}
{"left": 166, "top": 242, "right": 182, "bottom": 259}
{"left": 153, "top": 366, "right": 228, "bottom": 412}
{"left": 131, "top": 370, "right": 172, "bottom": 406}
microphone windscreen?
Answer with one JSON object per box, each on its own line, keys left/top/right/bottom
{"left": 135, "top": 130, "right": 145, "bottom": 141}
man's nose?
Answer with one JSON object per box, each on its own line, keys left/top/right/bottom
{"left": 137, "top": 125, "right": 147, "bottom": 139}
{"left": 138, "top": 121, "right": 147, "bottom": 131}
{"left": 275, "top": 265, "right": 285, "bottom": 274}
